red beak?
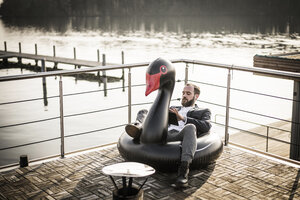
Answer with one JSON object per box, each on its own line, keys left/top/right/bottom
{"left": 145, "top": 73, "right": 161, "bottom": 96}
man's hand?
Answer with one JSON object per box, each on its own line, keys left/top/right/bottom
{"left": 169, "top": 108, "right": 184, "bottom": 121}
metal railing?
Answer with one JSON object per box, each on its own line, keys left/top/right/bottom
{"left": 214, "top": 114, "right": 291, "bottom": 152}
{"left": 1, "top": 58, "right": 300, "bottom": 168}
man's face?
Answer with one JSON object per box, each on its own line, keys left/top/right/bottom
{"left": 181, "top": 85, "right": 198, "bottom": 107}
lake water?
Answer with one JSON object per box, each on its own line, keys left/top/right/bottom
{"left": 0, "top": 15, "right": 300, "bottom": 166}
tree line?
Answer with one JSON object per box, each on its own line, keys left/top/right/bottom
{"left": 0, "top": 0, "right": 299, "bottom": 17}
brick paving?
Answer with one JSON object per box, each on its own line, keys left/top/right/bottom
{"left": 0, "top": 145, "right": 300, "bottom": 199}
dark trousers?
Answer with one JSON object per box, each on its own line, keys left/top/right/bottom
{"left": 136, "top": 109, "right": 197, "bottom": 163}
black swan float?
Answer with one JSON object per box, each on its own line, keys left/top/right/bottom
{"left": 118, "top": 58, "right": 223, "bottom": 172}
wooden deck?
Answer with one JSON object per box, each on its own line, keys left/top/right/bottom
{"left": 0, "top": 144, "right": 299, "bottom": 199}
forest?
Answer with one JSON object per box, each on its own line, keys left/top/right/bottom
{"left": 0, "top": 0, "right": 299, "bottom": 17}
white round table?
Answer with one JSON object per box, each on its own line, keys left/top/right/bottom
{"left": 102, "top": 162, "right": 155, "bottom": 198}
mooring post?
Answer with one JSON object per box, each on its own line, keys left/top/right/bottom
{"left": 18, "top": 42, "right": 21, "bottom": 53}
{"left": 4, "top": 41, "right": 7, "bottom": 51}
{"left": 18, "top": 42, "right": 22, "bottom": 64}
{"left": 53, "top": 45, "right": 58, "bottom": 69}
{"left": 3, "top": 41, "right": 8, "bottom": 65}
{"left": 53, "top": 45, "right": 56, "bottom": 57}
{"left": 97, "top": 49, "right": 101, "bottom": 86}
{"left": 73, "top": 47, "right": 76, "bottom": 60}
{"left": 34, "top": 44, "right": 38, "bottom": 66}
{"left": 102, "top": 54, "right": 107, "bottom": 96}
{"left": 224, "top": 67, "right": 232, "bottom": 146}
{"left": 122, "top": 51, "right": 125, "bottom": 92}
{"left": 41, "top": 59, "right": 48, "bottom": 106}
{"left": 59, "top": 76, "right": 65, "bottom": 158}
{"left": 185, "top": 63, "right": 189, "bottom": 85}
{"left": 73, "top": 47, "right": 77, "bottom": 69}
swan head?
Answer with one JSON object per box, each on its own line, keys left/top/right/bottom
{"left": 145, "top": 58, "right": 175, "bottom": 96}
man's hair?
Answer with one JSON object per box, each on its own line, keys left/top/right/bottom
{"left": 186, "top": 83, "right": 200, "bottom": 96}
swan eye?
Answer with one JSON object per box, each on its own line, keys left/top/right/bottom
{"left": 160, "top": 65, "right": 167, "bottom": 74}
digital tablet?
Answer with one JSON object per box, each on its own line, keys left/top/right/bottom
{"left": 168, "top": 111, "right": 179, "bottom": 126}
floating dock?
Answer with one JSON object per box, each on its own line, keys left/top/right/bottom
{"left": 0, "top": 145, "right": 299, "bottom": 199}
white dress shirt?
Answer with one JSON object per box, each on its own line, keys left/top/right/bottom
{"left": 168, "top": 106, "right": 192, "bottom": 132}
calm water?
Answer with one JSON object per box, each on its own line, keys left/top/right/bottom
{"left": 0, "top": 15, "right": 299, "bottom": 166}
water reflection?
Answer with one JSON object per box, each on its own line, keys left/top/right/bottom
{"left": 2, "top": 15, "right": 300, "bottom": 35}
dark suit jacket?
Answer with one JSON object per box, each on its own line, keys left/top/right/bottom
{"left": 170, "top": 105, "right": 212, "bottom": 137}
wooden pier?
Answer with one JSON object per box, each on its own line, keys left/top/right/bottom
{"left": 0, "top": 41, "right": 124, "bottom": 72}
{"left": 0, "top": 43, "right": 125, "bottom": 97}
{"left": 0, "top": 50, "right": 117, "bottom": 69}
{"left": 0, "top": 144, "right": 299, "bottom": 199}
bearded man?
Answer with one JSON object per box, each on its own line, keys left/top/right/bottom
{"left": 125, "top": 83, "right": 211, "bottom": 188}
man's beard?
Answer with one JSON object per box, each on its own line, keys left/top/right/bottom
{"left": 181, "top": 97, "right": 195, "bottom": 107}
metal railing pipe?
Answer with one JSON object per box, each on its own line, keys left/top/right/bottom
{"left": 59, "top": 76, "right": 65, "bottom": 158}
{"left": 181, "top": 59, "right": 300, "bottom": 81}
{"left": 214, "top": 114, "right": 291, "bottom": 133}
{"left": 224, "top": 68, "right": 232, "bottom": 146}
{"left": 128, "top": 68, "right": 132, "bottom": 123}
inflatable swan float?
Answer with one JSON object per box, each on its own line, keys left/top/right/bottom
{"left": 118, "top": 58, "right": 223, "bottom": 171}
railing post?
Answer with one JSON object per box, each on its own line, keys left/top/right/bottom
{"left": 185, "top": 63, "right": 189, "bottom": 85}
{"left": 224, "top": 68, "right": 232, "bottom": 146}
{"left": 128, "top": 67, "right": 132, "bottom": 123}
{"left": 266, "top": 126, "right": 269, "bottom": 152}
{"left": 59, "top": 76, "right": 65, "bottom": 158}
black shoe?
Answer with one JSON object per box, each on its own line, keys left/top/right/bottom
{"left": 125, "top": 122, "right": 142, "bottom": 139}
{"left": 175, "top": 161, "right": 190, "bottom": 188}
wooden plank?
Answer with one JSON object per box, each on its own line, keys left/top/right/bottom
{"left": 0, "top": 53, "right": 14, "bottom": 59}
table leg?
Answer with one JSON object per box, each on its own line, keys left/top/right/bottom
{"left": 122, "top": 176, "right": 127, "bottom": 196}
{"left": 128, "top": 177, "right": 133, "bottom": 189}
{"left": 109, "top": 176, "right": 118, "bottom": 191}
{"left": 122, "top": 176, "right": 127, "bottom": 188}
{"left": 138, "top": 177, "right": 148, "bottom": 192}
